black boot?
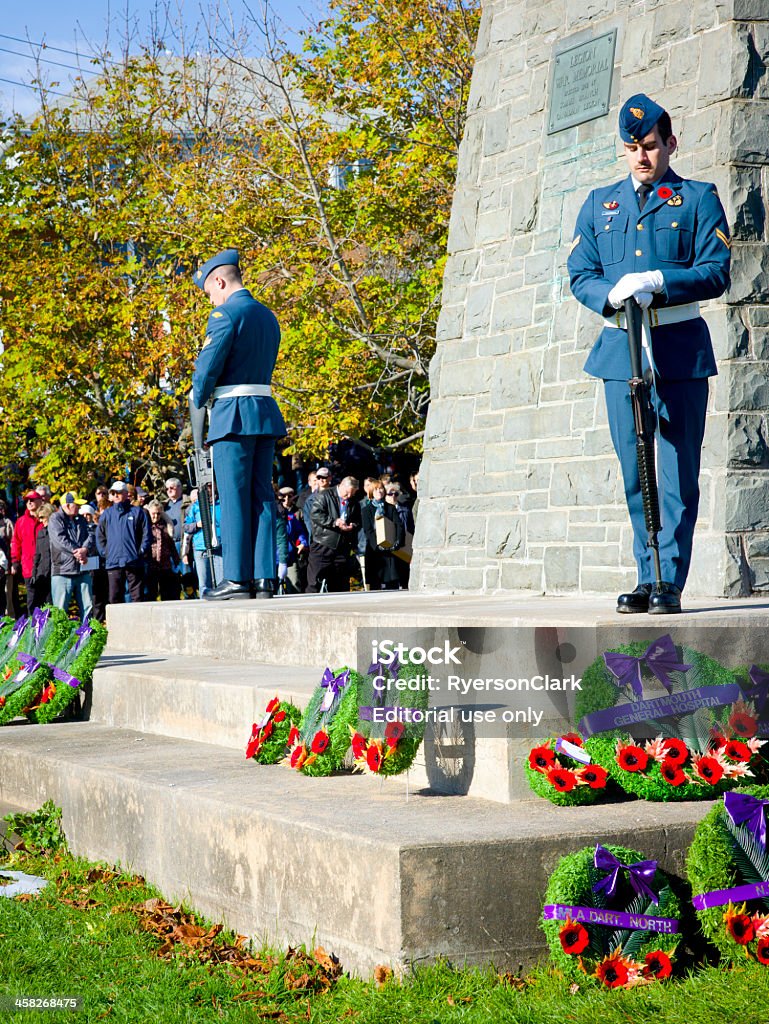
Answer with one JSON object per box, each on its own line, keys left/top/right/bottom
{"left": 202, "top": 580, "right": 251, "bottom": 601}
{"left": 616, "top": 583, "right": 653, "bottom": 614}
{"left": 252, "top": 578, "right": 274, "bottom": 600}
{"left": 648, "top": 583, "right": 682, "bottom": 615}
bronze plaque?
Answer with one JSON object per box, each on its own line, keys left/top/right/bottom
{"left": 547, "top": 30, "right": 617, "bottom": 135}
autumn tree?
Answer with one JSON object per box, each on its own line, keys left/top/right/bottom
{"left": 0, "top": 0, "right": 480, "bottom": 491}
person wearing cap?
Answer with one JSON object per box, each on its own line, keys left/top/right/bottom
{"left": 10, "top": 490, "right": 44, "bottom": 616}
{"left": 95, "top": 482, "right": 152, "bottom": 604}
{"left": 191, "top": 249, "right": 286, "bottom": 600}
{"left": 568, "top": 94, "right": 731, "bottom": 615}
{"left": 276, "top": 486, "right": 308, "bottom": 593}
{"left": 48, "top": 492, "right": 96, "bottom": 621}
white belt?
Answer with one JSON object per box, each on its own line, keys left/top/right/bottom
{"left": 603, "top": 302, "right": 700, "bottom": 330}
{"left": 211, "top": 384, "right": 272, "bottom": 399}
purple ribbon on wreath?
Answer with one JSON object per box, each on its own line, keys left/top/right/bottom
{"left": 724, "top": 791, "right": 769, "bottom": 852}
{"left": 8, "top": 615, "right": 27, "bottom": 649}
{"left": 319, "top": 667, "right": 350, "bottom": 712}
{"left": 593, "top": 845, "right": 659, "bottom": 905}
{"left": 32, "top": 607, "right": 50, "bottom": 643}
{"left": 52, "top": 666, "right": 82, "bottom": 689}
{"left": 745, "top": 665, "right": 769, "bottom": 719}
{"left": 73, "top": 623, "right": 93, "bottom": 652}
{"left": 368, "top": 656, "right": 400, "bottom": 681}
{"left": 603, "top": 635, "right": 691, "bottom": 697}
{"left": 15, "top": 652, "right": 40, "bottom": 679}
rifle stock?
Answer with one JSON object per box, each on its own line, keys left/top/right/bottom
{"left": 624, "top": 299, "right": 663, "bottom": 588}
{"left": 187, "top": 394, "right": 218, "bottom": 589}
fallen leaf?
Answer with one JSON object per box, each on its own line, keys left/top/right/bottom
{"left": 374, "top": 964, "right": 393, "bottom": 987}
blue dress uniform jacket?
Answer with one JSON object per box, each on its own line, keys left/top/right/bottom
{"left": 192, "top": 288, "right": 286, "bottom": 441}
{"left": 568, "top": 168, "right": 730, "bottom": 380}
{"left": 192, "top": 287, "right": 286, "bottom": 583}
{"left": 567, "top": 167, "right": 731, "bottom": 592}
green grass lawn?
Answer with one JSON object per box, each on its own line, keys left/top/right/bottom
{"left": 1, "top": 835, "right": 769, "bottom": 1023}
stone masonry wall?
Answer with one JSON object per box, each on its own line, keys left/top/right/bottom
{"left": 412, "top": 0, "right": 769, "bottom": 597}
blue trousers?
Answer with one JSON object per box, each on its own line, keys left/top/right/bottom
{"left": 214, "top": 436, "right": 276, "bottom": 582}
{"left": 603, "top": 377, "right": 709, "bottom": 591}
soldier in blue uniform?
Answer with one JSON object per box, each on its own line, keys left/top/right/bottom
{"left": 568, "top": 95, "right": 731, "bottom": 614}
{"left": 191, "top": 249, "right": 286, "bottom": 600}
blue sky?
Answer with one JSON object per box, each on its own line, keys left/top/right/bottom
{"left": 0, "top": 1, "right": 329, "bottom": 116}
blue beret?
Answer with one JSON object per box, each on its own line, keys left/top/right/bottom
{"left": 618, "top": 94, "right": 666, "bottom": 143}
{"left": 193, "top": 248, "right": 240, "bottom": 289}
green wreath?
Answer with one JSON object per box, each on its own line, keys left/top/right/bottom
{"left": 351, "top": 658, "right": 429, "bottom": 776}
{"left": 288, "top": 667, "right": 360, "bottom": 777}
{"left": 542, "top": 843, "right": 682, "bottom": 987}
{"left": 687, "top": 783, "right": 769, "bottom": 964}
{"left": 727, "top": 664, "right": 769, "bottom": 784}
{"left": 28, "top": 620, "right": 108, "bottom": 724}
{"left": 577, "top": 641, "right": 751, "bottom": 801}
{"left": 0, "top": 607, "right": 72, "bottom": 725}
{"left": 246, "top": 698, "right": 302, "bottom": 765}
{"left": 525, "top": 734, "right": 613, "bottom": 806}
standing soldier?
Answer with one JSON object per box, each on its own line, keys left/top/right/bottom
{"left": 568, "top": 95, "right": 731, "bottom": 615}
{"left": 191, "top": 249, "right": 286, "bottom": 600}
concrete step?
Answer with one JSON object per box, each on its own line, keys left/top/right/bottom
{"left": 0, "top": 720, "right": 711, "bottom": 975}
{"left": 104, "top": 591, "right": 769, "bottom": 666}
{"left": 91, "top": 653, "right": 323, "bottom": 750}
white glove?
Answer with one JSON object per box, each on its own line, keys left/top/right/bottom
{"left": 608, "top": 271, "right": 665, "bottom": 309}
{"left": 277, "top": 563, "right": 288, "bottom": 580}
{"left": 634, "top": 291, "right": 654, "bottom": 310}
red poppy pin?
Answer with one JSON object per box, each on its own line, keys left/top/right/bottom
{"left": 656, "top": 186, "right": 673, "bottom": 200}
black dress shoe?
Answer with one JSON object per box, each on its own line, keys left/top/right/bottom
{"left": 202, "top": 580, "right": 252, "bottom": 601}
{"left": 252, "top": 578, "right": 274, "bottom": 600}
{"left": 616, "top": 583, "right": 653, "bottom": 614}
{"left": 648, "top": 582, "right": 682, "bottom": 615}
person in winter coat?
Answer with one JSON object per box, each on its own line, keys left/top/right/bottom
{"left": 361, "top": 480, "right": 404, "bottom": 591}
{"left": 29, "top": 503, "right": 55, "bottom": 612}
{"left": 96, "top": 482, "right": 151, "bottom": 604}
{"left": 145, "top": 500, "right": 181, "bottom": 601}
{"left": 48, "top": 493, "right": 96, "bottom": 622}
{"left": 10, "top": 490, "right": 44, "bottom": 615}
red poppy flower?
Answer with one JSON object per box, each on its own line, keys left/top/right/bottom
{"left": 694, "top": 755, "right": 724, "bottom": 785}
{"left": 595, "top": 952, "right": 633, "bottom": 988}
{"left": 290, "top": 745, "right": 307, "bottom": 770}
{"left": 661, "top": 738, "right": 688, "bottom": 764}
{"left": 245, "top": 724, "right": 261, "bottom": 759}
{"left": 351, "top": 732, "right": 368, "bottom": 759}
{"left": 266, "top": 697, "right": 279, "bottom": 713}
{"left": 274, "top": 710, "right": 286, "bottom": 724}
{"left": 660, "top": 759, "right": 686, "bottom": 786}
{"left": 311, "top": 730, "right": 330, "bottom": 754}
{"left": 657, "top": 186, "right": 673, "bottom": 199}
{"left": 367, "top": 743, "right": 383, "bottom": 772}
{"left": 756, "top": 936, "right": 769, "bottom": 965}
{"left": 617, "top": 744, "right": 649, "bottom": 773}
{"left": 559, "top": 917, "right": 589, "bottom": 955}
{"left": 562, "top": 733, "right": 583, "bottom": 747}
{"left": 725, "top": 909, "right": 754, "bottom": 945}
{"left": 643, "top": 950, "right": 673, "bottom": 979}
{"left": 385, "top": 721, "right": 405, "bottom": 749}
{"left": 0, "top": 696, "right": 5, "bottom": 708}
{"left": 528, "top": 745, "right": 556, "bottom": 773}
{"left": 729, "top": 710, "right": 758, "bottom": 739}
{"left": 546, "top": 767, "right": 577, "bottom": 792}
{"left": 724, "top": 739, "right": 752, "bottom": 762}
{"left": 262, "top": 721, "right": 273, "bottom": 739}
{"left": 39, "top": 683, "right": 56, "bottom": 704}
{"left": 710, "top": 730, "right": 728, "bottom": 750}
{"left": 288, "top": 726, "right": 301, "bottom": 746}
{"left": 578, "top": 765, "right": 608, "bottom": 789}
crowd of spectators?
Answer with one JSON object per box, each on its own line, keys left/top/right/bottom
{"left": 0, "top": 462, "right": 419, "bottom": 619}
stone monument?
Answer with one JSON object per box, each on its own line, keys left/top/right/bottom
{"left": 412, "top": 0, "right": 769, "bottom": 599}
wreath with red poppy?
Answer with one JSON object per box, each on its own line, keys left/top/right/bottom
{"left": 351, "top": 659, "right": 429, "bottom": 776}
{"left": 0, "top": 607, "right": 74, "bottom": 726}
{"left": 542, "top": 843, "right": 681, "bottom": 987}
{"left": 285, "top": 667, "right": 361, "bottom": 777}
{"left": 687, "top": 784, "right": 769, "bottom": 964}
{"left": 524, "top": 733, "right": 614, "bottom": 806}
{"left": 246, "top": 697, "right": 302, "bottom": 765}
{"left": 27, "top": 618, "right": 108, "bottom": 725}
{"left": 578, "top": 640, "right": 760, "bottom": 801}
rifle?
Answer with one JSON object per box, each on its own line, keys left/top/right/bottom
{"left": 187, "top": 395, "right": 218, "bottom": 589}
{"left": 624, "top": 298, "right": 663, "bottom": 590}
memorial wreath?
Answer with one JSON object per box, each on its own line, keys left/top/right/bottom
{"left": 525, "top": 732, "right": 613, "bottom": 806}
{"left": 246, "top": 697, "right": 302, "bottom": 765}
{"left": 285, "top": 666, "right": 360, "bottom": 777}
{"left": 350, "top": 656, "right": 429, "bottom": 776}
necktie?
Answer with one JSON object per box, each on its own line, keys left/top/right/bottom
{"left": 637, "top": 183, "right": 652, "bottom": 211}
